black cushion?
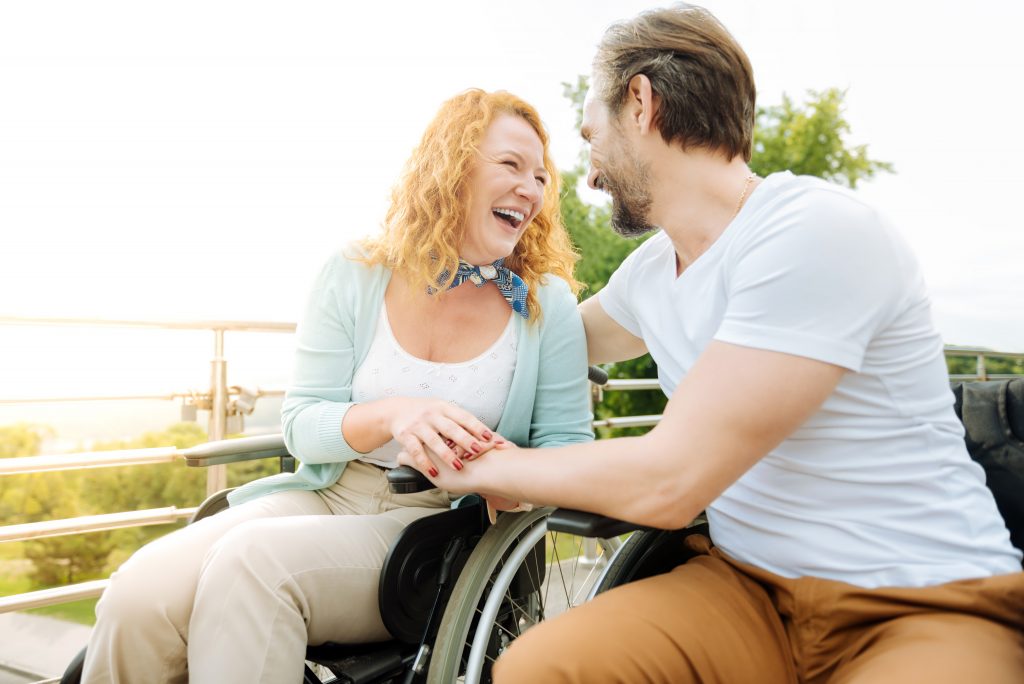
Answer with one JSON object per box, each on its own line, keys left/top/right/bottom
{"left": 952, "top": 379, "right": 1024, "bottom": 556}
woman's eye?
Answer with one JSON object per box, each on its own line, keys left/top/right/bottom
{"left": 536, "top": 176, "right": 548, "bottom": 186}
{"left": 502, "top": 160, "right": 518, "bottom": 169}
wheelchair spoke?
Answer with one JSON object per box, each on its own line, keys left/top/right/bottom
{"left": 429, "top": 510, "right": 624, "bottom": 684}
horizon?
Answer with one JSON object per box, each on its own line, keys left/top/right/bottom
{"left": 3, "top": 0, "right": 1024, "bottom": 405}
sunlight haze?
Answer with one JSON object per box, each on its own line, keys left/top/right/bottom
{"left": 2, "top": 0, "right": 1023, "bottom": 401}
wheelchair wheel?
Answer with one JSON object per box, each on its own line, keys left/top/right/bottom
{"left": 591, "top": 520, "right": 710, "bottom": 599}
{"left": 427, "top": 508, "right": 621, "bottom": 684}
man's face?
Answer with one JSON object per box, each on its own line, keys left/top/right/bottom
{"left": 581, "top": 85, "right": 657, "bottom": 238}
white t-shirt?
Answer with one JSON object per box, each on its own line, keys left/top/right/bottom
{"left": 598, "top": 171, "right": 1022, "bottom": 588}
{"left": 350, "top": 303, "right": 517, "bottom": 467}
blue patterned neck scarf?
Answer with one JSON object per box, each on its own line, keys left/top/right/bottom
{"left": 430, "top": 258, "right": 530, "bottom": 320}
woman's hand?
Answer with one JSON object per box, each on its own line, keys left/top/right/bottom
{"left": 386, "top": 397, "right": 499, "bottom": 475}
{"left": 396, "top": 436, "right": 516, "bottom": 494}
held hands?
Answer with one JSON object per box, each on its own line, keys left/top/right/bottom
{"left": 387, "top": 397, "right": 504, "bottom": 478}
{"left": 395, "top": 426, "right": 519, "bottom": 497}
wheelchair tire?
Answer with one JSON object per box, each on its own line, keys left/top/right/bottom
{"left": 427, "top": 508, "right": 620, "bottom": 684}
{"left": 189, "top": 487, "right": 236, "bottom": 523}
{"left": 590, "top": 521, "right": 710, "bottom": 598}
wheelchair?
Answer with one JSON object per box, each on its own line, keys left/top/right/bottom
{"left": 60, "top": 377, "right": 1024, "bottom": 683}
{"left": 57, "top": 366, "right": 655, "bottom": 684}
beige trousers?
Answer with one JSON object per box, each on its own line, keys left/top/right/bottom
{"left": 81, "top": 460, "right": 450, "bottom": 684}
{"left": 495, "top": 534, "right": 1024, "bottom": 684}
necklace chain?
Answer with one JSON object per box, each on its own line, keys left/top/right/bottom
{"left": 733, "top": 172, "right": 758, "bottom": 218}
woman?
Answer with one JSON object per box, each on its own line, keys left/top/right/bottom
{"left": 81, "top": 89, "right": 593, "bottom": 683}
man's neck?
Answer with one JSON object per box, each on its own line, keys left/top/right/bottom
{"left": 646, "top": 152, "right": 758, "bottom": 276}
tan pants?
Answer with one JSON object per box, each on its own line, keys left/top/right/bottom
{"left": 495, "top": 534, "right": 1024, "bottom": 684}
{"left": 81, "top": 461, "right": 450, "bottom": 684}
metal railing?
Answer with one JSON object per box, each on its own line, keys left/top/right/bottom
{"left": 1, "top": 315, "right": 294, "bottom": 496}
{"left": 0, "top": 315, "right": 1020, "bottom": 620}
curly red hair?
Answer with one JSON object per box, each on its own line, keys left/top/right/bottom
{"left": 360, "top": 89, "right": 579, "bottom": 321}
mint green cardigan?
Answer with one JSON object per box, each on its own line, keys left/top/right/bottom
{"left": 229, "top": 249, "right": 593, "bottom": 506}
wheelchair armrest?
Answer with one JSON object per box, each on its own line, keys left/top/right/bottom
{"left": 545, "top": 509, "right": 645, "bottom": 538}
{"left": 386, "top": 467, "right": 647, "bottom": 538}
{"left": 183, "top": 433, "right": 292, "bottom": 467}
{"left": 387, "top": 465, "right": 435, "bottom": 493}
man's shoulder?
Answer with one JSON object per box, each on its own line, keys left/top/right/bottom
{"left": 614, "top": 231, "right": 673, "bottom": 277}
{"left": 758, "top": 172, "right": 879, "bottom": 223}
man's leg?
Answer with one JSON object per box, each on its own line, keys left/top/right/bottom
{"left": 821, "top": 568, "right": 1024, "bottom": 684}
{"left": 829, "top": 612, "right": 1024, "bottom": 684}
{"left": 494, "top": 550, "right": 798, "bottom": 684}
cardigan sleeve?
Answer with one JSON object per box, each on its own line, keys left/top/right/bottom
{"left": 528, "top": 278, "right": 595, "bottom": 448}
{"left": 280, "top": 254, "right": 369, "bottom": 464}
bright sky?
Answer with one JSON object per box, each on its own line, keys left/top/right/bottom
{"left": 2, "top": 0, "right": 1023, "bottom": 401}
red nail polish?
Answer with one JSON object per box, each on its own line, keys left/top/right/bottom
{"left": 429, "top": 467, "right": 439, "bottom": 478}
{"left": 471, "top": 443, "right": 482, "bottom": 454}
{"left": 482, "top": 430, "right": 493, "bottom": 440}
{"left": 453, "top": 458, "right": 464, "bottom": 471}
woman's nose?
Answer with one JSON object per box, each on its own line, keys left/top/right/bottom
{"left": 516, "top": 176, "right": 543, "bottom": 204}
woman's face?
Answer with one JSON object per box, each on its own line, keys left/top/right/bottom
{"left": 460, "top": 114, "right": 549, "bottom": 265}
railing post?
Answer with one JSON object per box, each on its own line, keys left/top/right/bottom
{"left": 207, "top": 329, "right": 228, "bottom": 496}
{"left": 976, "top": 353, "right": 988, "bottom": 381}
{"left": 582, "top": 381, "right": 600, "bottom": 566}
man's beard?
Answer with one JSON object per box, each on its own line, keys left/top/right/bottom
{"left": 603, "top": 151, "right": 657, "bottom": 238}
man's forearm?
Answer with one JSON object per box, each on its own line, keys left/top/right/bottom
{"left": 473, "top": 434, "right": 703, "bottom": 529}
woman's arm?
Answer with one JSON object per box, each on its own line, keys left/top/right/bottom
{"left": 280, "top": 255, "right": 365, "bottom": 465}
{"left": 284, "top": 254, "right": 498, "bottom": 469}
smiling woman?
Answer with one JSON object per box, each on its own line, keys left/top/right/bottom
{"left": 78, "top": 88, "right": 594, "bottom": 683}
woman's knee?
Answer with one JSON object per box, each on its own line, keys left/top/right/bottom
{"left": 199, "top": 519, "right": 288, "bottom": 586}
{"left": 96, "top": 537, "right": 195, "bottom": 625}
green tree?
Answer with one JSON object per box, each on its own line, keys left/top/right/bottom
{"left": 0, "top": 422, "right": 116, "bottom": 587}
{"left": 561, "top": 79, "right": 893, "bottom": 435}
{"left": 0, "top": 423, "right": 53, "bottom": 458}
{"left": 751, "top": 88, "right": 894, "bottom": 187}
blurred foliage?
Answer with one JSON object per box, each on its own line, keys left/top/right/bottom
{"left": 947, "top": 354, "right": 1024, "bottom": 377}
{"left": 751, "top": 88, "right": 894, "bottom": 188}
{"left": 561, "top": 78, "right": 893, "bottom": 436}
{"left": 0, "top": 421, "right": 278, "bottom": 589}
{"left": 0, "top": 423, "right": 53, "bottom": 458}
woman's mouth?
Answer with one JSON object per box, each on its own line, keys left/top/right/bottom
{"left": 492, "top": 207, "right": 525, "bottom": 230}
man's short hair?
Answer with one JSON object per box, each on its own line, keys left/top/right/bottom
{"left": 593, "top": 4, "right": 756, "bottom": 162}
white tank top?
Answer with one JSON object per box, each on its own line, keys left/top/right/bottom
{"left": 351, "top": 302, "right": 517, "bottom": 467}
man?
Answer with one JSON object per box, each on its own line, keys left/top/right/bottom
{"left": 400, "top": 5, "right": 1024, "bottom": 682}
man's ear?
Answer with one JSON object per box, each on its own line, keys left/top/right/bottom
{"left": 625, "top": 74, "right": 659, "bottom": 136}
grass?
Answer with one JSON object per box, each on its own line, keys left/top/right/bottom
{"left": 28, "top": 598, "right": 98, "bottom": 625}
{"left": 0, "top": 559, "right": 98, "bottom": 625}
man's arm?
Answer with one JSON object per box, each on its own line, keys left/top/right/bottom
{"left": 579, "top": 295, "right": 648, "bottom": 364}
{"left": 408, "top": 340, "right": 845, "bottom": 529}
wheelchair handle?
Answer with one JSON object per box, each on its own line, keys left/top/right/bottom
{"left": 588, "top": 364, "right": 609, "bottom": 386}
{"left": 387, "top": 465, "right": 435, "bottom": 493}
